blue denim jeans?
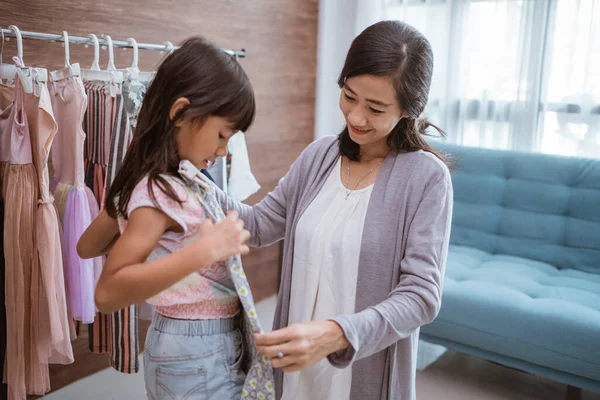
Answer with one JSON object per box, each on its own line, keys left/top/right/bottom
{"left": 144, "top": 313, "right": 246, "bottom": 399}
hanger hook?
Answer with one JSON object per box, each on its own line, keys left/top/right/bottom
{"left": 163, "top": 41, "right": 174, "bottom": 54}
{"left": 106, "top": 35, "right": 116, "bottom": 71}
{"left": 8, "top": 25, "right": 23, "bottom": 65}
{"left": 63, "top": 31, "right": 70, "bottom": 67}
{"left": 88, "top": 34, "right": 100, "bottom": 70}
{"left": 127, "top": 37, "right": 138, "bottom": 69}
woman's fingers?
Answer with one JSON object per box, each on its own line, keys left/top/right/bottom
{"left": 254, "top": 325, "right": 301, "bottom": 346}
{"left": 256, "top": 341, "right": 297, "bottom": 359}
{"left": 269, "top": 354, "right": 296, "bottom": 369}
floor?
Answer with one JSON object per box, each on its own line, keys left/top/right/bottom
{"left": 42, "top": 296, "right": 600, "bottom": 400}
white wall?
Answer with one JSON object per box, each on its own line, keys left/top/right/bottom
{"left": 314, "top": 0, "right": 386, "bottom": 140}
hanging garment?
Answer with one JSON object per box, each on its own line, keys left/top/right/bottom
{"left": 227, "top": 131, "right": 260, "bottom": 202}
{"left": 82, "top": 81, "right": 113, "bottom": 357}
{"left": 89, "top": 79, "right": 144, "bottom": 374}
{"left": 50, "top": 77, "right": 101, "bottom": 324}
{"left": 25, "top": 81, "right": 73, "bottom": 367}
{"left": 0, "top": 73, "right": 47, "bottom": 399}
{"left": 0, "top": 81, "right": 12, "bottom": 400}
{"left": 83, "top": 82, "right": 123, "bottom": 206}
{"left": 105, "top": 79, "right": 143, "bottom": 185}
{"left": 178, "top": 160, "right": 275, "bottom": 400}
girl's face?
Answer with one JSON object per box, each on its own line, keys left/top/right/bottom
{"left": 171, "top": 98, "right": 237, "bottom": 170}
{"left": 339, "top": 74, "right": 406, "bottom": 148}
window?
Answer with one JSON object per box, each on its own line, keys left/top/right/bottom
{"left": 384, "top": 0, "right": 600, "bottom": 157}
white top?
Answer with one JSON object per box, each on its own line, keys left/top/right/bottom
{"left": 282, "top": 157, "right": 374, "bottom": 400}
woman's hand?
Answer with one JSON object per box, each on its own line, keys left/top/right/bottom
{"left": 199, "top": 210, "right": 251, "bottom": 262}
{"left": 254, "top": 320, "right": 351, "bottom": 372}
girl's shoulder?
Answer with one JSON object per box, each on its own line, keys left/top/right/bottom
{"left": 127, "top": 174, "right": 205, "bottom": 234}
{"left": 131, "top": 174, "right": 193, "bottom": 207}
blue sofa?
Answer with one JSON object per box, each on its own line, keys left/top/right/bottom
{"left": 420, "top": 143, "right": 600, "bottom": 394}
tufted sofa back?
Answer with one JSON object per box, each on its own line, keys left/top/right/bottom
{"left": 434, "top": 143, "right": 600, "bottom": 274}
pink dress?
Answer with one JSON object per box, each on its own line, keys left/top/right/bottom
{"left": 26, "top": 82, "right": 74, "bottom": 367}
{"left": 50, "top": 78, "right": 101, "bottom": 324}
{"left": 0, "top": 75, "right": 45, "bottom": 399}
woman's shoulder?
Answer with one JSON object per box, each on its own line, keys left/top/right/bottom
{"left": 395, "top": 149, "right": 451, "bottom": 186}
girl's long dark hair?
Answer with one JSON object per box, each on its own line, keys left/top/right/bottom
{"left": 338, "top": 21, "right": 448, "bottom": 165}
{"left": 105, "top": 37, "right": 255, "bottom": 218}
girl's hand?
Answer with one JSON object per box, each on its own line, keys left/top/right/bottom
{"left": 199, "top": 210, "right": 250, "bottom": 262}
{"left": 77, "top": 209, "right": 121, "bottom": 259}
{"left": 254, "top": 320, "right": 351, "bottom": 372}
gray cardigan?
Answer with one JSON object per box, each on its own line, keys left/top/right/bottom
{"left": 215, "top": 136, "right": 453, "bottom": 400}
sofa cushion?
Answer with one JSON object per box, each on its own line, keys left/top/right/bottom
{"left": 422, "top": 245, "right": 600, "bottom": 381}
{"left": 434, "top": 143, "right": 600, "bottom": 274}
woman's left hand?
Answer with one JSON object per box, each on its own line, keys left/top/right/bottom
{"left": 254, "top": 320, "right": 350, "bottom": 372}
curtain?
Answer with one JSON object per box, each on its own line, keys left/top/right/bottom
{"left": 383, "top": 0, "right": 600, "bottom": 158}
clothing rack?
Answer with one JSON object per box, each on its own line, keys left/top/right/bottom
{"left": 0, "top": 27, "right": 246, "bottom": 58}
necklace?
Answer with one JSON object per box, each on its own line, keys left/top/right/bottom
{"left": 344, "top": 158, "right": 383, "bottom": 200}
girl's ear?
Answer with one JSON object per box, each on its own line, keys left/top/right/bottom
{"left": 169, "top": 97, "right": 191, "bottom": 127}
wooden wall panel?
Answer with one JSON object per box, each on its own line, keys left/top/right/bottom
{"left": 0, "top": 0, "right": 318, "bottom": 395}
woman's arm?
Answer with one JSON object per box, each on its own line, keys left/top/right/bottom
{"left": 327, "top": 172, "right": 453, "bottom": 367}
{"left": 213, "top": 136, "right": 334, "bottom": 248}
{"left": 77, "top": 210, "right": 120, "bottom": 259}
{"left": 212, "top": 180, "right": 287, "bottom": 248}
{"left": 94, "top": 207, "right": 249, "bottom": 314}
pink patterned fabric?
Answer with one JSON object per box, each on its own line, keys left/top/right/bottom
{"left": 117, "top": 175, "right": 240, "bottom": 320}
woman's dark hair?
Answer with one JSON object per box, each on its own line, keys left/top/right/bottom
{"left": 105, "top": 36, "right": 255, "bottom": 218}
{"left": 338, "top": 20, "right": 448, "bottom": 164}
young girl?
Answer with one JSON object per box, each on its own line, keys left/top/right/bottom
{"left": 77, "top": 37, "right": 269, "bottom": 399}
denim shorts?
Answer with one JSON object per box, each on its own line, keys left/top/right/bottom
{"left": 144, "top": 313, "right": 246, "bottom": 400}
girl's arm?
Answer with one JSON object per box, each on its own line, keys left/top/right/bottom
{"left": 94, "top": 207, "right": 249, "bottom": 314}
{"left": 77, "top": 210, "right": 120, "bottom": 259}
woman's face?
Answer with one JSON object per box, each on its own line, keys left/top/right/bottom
{"left": 339, "top": 74, "right": 406, "bottom": 148}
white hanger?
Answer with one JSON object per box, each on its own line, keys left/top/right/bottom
{"left": 50, "top": 31, "right": 81, "bottom": 81}
{"left": 81, "top": 33, "right": 123, "bottom": 88}
{"left": 6, "top": 25, "right": 39, "bottom": 94}
{"left": 9, "top": 25, "right": 23, "bottom": 65}
{"left": 0, "top": 27, "right": 17, "bottom": 83}
{"left": 106, "top": 35, "right": 117, "bottom": 71}
{"left": 117, "top": 37, "right": 139, "bottom": 81}
{"left": 117, "top": 37, "right": 155, "bottom": 84}
{"left": 127, "top": 38, "right": 140, "bottom": 76}
{"left": 163, "top": 41, "right": 175, "bottom": 54}
{"left": 89, "top": 33, "right": 100, "bottom": 70}
{"left": 137, "top": 39, "right": 157, "bottom": 84}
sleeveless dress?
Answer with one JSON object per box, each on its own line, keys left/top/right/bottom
{"left": 50, "top": 77, "right": 101, "bottom": 324}
{"left": 26, "top": 80, "right": 73, "bottom": 366}
{"left": 0, "top": 72, "right": 44, "bottom": 399}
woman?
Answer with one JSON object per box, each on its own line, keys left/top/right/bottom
{"left": 216, "top": 20, "right": 453, "bottom": 400}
